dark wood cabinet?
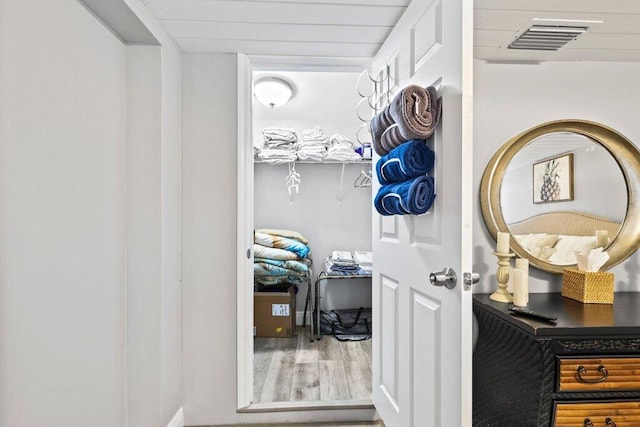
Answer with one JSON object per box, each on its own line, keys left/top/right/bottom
{"left": 473, "top": 293, "right": 640, "bottom": 427}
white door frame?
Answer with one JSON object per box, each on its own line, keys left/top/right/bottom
{"left": 236, "top": 55, "right": 374, "bottom": 410}
{"left": 237, "top": 53, "right": 255, "bottom": 409}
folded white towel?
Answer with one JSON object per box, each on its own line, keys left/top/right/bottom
{"left": 326, "top": 147, "right": 361, "bottom": 161}
{"left": 258, "top": 148, "right": 298, "bottom": 164}
{"left": 324, "top": 133, "right": 361, "bottom": 161}
{"left": 263, "top": 127, "right": 298, "bottom": 144}
{"left": 329, "top": 134, "right": 354, "bottom": 147}
{"left": 331, "top": 250, "right": 356, "bottom": 264}
{"left": 302, "top": 126, "right": 326, "bottom": 139}
{"left": 353, "top": 251, "right": 372, "bottom": 266}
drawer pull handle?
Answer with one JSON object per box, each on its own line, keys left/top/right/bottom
{"left": 576, "top": 365, "right": 608, "bottom": 383}
{"left": 584, "top": 419, "right": 594, "bottom": 427}
{"left": 606, "top": 418, "right": 617, "bottom": 427}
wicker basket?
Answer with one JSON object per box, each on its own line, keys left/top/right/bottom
{"left": 562, "top": 269, "right": 614, "bottom": 304}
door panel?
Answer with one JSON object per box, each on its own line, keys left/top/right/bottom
{"left": 380, "top": 215, "right": 400, "bottom": 241}
{"left": 371, "top": 0, "right": 473, "bottom": 425}
{"left": 412, "top": 291, "right": 441, "bottom": 426}
{"left": 379, "top": 276, "right": 400, "bottom": 409}
{"left": 411, "top": 0, "right": 443, "bottom": 76}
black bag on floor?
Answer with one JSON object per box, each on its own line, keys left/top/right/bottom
{"left": 319, "top": 307, "right": 372, "bottom": 341}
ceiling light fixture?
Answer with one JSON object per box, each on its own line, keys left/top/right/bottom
{"left": 253, "top": 77, "right": 293, "bottom": 108}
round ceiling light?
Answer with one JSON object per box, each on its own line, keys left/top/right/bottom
{"left": 253, "top": 77, "right": 293, "bottom": 108}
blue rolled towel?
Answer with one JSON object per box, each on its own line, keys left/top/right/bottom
{"left": 374, "top": 175, "right": 435, "bottom": 216}
{"left": 376, "top": 139, "right": 434, "bottom": 185}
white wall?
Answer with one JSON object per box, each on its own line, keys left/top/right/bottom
{"left": 253, "top": 71, "right": 372, "bottom": 314}
{"left": 253, "top": 71, "right": 367, "bottom": 146}
{"left": 255, "top": 163, "right": 373, "bottom": 312}
{"left": 182, "top": 53, "right": 377, "bottom": 425}
{"left": 121, "top": 2, "right": 185, "bottom": 424}
{"left": 158, "top": 38, "right": 184, "bottom": 427}
{"left": 126, "top": 45, "right": 163, "bottom": 427}
{"left": 123, "top": 4, "right": 184, "bottom": 422}
{"left": 0, "top": 0, "right": 183, "bottom": 425}
{"left": 0, "top": 0, "right": 127, "bottom": 425}
{"left": 501, "top": 137, "right": 626, "bottom": 224}
{"left": 473, "top": 60, "right": 640, "bottom": 294}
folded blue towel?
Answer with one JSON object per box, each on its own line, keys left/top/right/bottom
{"left": 374, "top": 175, "right": 435, "bottom": 216}
{"left": 376, "top": 139, "right": 434, "bottom": 185}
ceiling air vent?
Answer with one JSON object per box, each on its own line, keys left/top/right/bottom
{"left": 508, "top": 25, "right": 588, "bottom": 51}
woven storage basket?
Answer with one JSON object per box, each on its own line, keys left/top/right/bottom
{"left": 562, "top": 269, "right": 614, "bottom": 304}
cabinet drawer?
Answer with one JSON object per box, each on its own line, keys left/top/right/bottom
{"left": 558, "top": 357, "right": 640, "bottom": 392}
{"left": 553, "top": 401, "right": 640, "bottom": 426}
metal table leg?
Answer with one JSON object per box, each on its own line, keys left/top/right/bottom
{"left": 302, "top": 277, "right": 310, "bottom": 328}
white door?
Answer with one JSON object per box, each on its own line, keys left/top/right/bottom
{"left": 371, "top": 0, "right": 474, "bottom": 426}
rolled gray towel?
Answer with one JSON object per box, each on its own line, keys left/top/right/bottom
{"left": 371, "top": 85, "right": 441, "bottom": 156}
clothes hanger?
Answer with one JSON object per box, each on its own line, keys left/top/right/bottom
{"left": 285, "top": 163, "right": 301, "bottom": 202}
{"left": 354, "top": 164, "right": 372, "bottom": 188}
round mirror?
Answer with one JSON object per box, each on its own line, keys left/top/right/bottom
{"left": 480, "top": 120, "right": 640, "bottom": 274}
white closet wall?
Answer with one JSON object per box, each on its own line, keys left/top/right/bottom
{"left": 253, "top": 71, "right": 372, "bottom": 318}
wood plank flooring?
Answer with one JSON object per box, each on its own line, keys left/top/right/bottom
{"left": 211, "top": 423, "right": 383, "bottom": 427}
{"left": 212, "top": 423, "right": 383, "bottom": 427}
{"left": 254, "top": 326, "right": 372, "bottom": 404}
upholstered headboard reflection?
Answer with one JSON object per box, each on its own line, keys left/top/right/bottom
{"left": 508, "top": 211, "right": 622, "bottom": 265}
{"left": 507, "top": 211, "right": 621, "bottom": 237}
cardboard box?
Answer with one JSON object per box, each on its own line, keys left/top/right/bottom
{"left": 562, "top": 269, "right": 614, "bottom": 304}
{"left": 254, "top": 285, "right": 296, "bottom": 337}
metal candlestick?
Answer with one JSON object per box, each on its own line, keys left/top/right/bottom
{"left": 490, "top": 251, "right": 515, "bottom": 303}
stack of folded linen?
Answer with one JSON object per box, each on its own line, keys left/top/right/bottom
{"left": 374, "top": 139, "right": 436, "bottom": 216}
{"left": 262, "top": 127, "right": 298, "bottom": 148}
{"left": 257, "top": 128, "right": 298, "bottom": 164}
{"left": 325, "top": 134, "right": 362, "bottom": 161}
{"left": 256, "top": 148, "right": 298, "bottom": 164}
{"left": 253, "top": 228, "right": 312, "bottom": 288}
{"left": 297, "top": 126, "right": 329, "bottom": 161}
{"left": 325, "top": 250, "right": 360, "bottom": 273}
{"left": 353, "top": 251, "right": 373, "bottom": 274}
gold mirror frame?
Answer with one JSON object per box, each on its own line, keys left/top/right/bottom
{"left": 480, "top": 119, "right": 640, "bottom": 274}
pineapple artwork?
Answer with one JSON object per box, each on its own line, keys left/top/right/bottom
{"left": 533, "top": 153, "right": 574, "bottom": 203}
{"left": 540, "top": 158, "right": 561, "bottom": 201}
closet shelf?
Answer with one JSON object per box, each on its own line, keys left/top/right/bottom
{"left": 254, "top": 159, "right": 371, "bottom": 165}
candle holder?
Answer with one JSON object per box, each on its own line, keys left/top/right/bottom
{"left": 490, "top": 251, "right": 515, "bottom": 303}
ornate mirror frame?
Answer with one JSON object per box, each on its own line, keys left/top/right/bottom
{"left": 480, "top": 119, "right": 640, "bottom": 274}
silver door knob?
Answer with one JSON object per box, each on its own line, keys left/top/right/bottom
{"left": 429, "top": 267, "right": 457, "bottom": 289}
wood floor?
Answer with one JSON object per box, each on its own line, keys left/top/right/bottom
{"left": 254, "top": 326, "right": 373, "bottom": 404}
{"left": 213, "top": 423, "right": 383, "bottom": 427}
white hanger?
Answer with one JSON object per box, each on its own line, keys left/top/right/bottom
{"left": 354, "top": 164, "right": 372, "bottom": 188}
{"left": 285, "top": 163, "right": 301, "bottom": 202}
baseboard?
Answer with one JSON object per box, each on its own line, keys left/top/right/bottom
{"left": 296, "top": 310, "right": 311, "bottom": 326}
{"left": 167, "top": 407, "right": 184, "bottom": 427}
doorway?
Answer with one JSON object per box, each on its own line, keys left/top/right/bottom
{"left": 240, "top": 60, "right": 376, "bottom": 410}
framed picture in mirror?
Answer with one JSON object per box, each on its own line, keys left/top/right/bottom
{"left": 533, "top": 153, "right": 573, "bottom": 203}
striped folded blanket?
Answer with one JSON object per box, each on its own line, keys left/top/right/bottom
{"left": 254, "top": 257, "right": 310, "bottom": 275}
{"left": 254, "top": 263, "right": 307, "bottom": 278}
{"left": 253, "top": 244, "right": 299, "bottom": 261}
{"left": 255, "top": 228, "right": 308, "bottom": 245}
{"left": 254, "top": 232, "right": 310, "bottom": 259}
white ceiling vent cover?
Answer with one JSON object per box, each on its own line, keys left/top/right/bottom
{"left": 508, "top": 23, "right": 590, "bottom": 51}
